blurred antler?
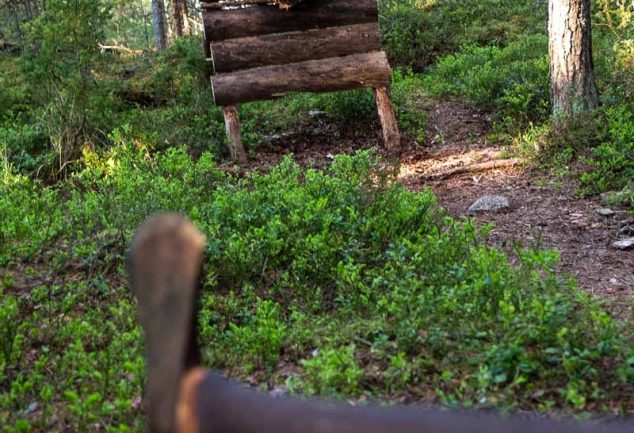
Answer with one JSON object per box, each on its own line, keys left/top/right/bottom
{"left": 128, "top": 215, "right": 205, "bottom": 433}
{"left": 129, "top": 214, "right": 632, "bottom": 433}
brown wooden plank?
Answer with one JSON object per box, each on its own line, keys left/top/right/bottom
{"left": 211, "top": 23, "right": 380, "bottom": 73}
{"left": 203, "top": 0, "right": 377, "bottom": 42}
{"left": 211, "top": 51, "right": 391, "bottom": 106}
{"left": 374, "top": 86, "right": 401, "bottom": 149}
{"left": 222, "top": 106, "right": 248, "bottom": 163}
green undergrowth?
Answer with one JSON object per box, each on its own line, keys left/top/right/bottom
{"left": 379, "top": 0, "right": 546, "bottom": 70}
{"left": 1, "top": 42, "right": 427, "bottom": 179}
{"left": 1, "top": 148, "right": 633, "bottom": 432}
{"left": 418, "top": 2, "right": 634, "bottom": 197}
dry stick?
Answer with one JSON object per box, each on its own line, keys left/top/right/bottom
{"left": 422, "top": 158, "right": 522, "bottom": 181}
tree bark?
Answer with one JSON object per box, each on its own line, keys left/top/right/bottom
{"left": 548, "top": 0, "right": 598, "bottom": 123}
{"left": 173, "top": 0, "right": 191, "bottom": 37}
{"left": 210, "top": 23, "right": 381, "bottom": 73}
{"left": 211, "top": 51, "right": 391, "bottom": 106}
{"left": 152, "top": 0, "right": 168, "bottom": 49}
{"left": 203, "top": 0, "right": 377, "bottom": 43}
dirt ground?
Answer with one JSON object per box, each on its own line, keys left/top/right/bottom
{"left": 243, "top": 100, "right": 634, "bottom": 316}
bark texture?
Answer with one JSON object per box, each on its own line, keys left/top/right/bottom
{"left": 203, "top": 0, "right": 377, "bottom": 42}
{"left": 173, "top": 0, "right": 190, "bottom": 37}
{"left": 548, "top": 0, "right": 598, "bottom": 121}
{"left": 152, "top": 0, "right": 168, "bottom": 49}
{"left": 211, "top": 51, "right": 391, "bottom": 106}
{"left": 210, "top": 23, "right": 381, "bottom": 73}
{"left": 374, "top": 86, "right": 401, "bottom": 150}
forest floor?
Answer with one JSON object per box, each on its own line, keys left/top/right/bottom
{"left": 239, "top": 99, "right": 634, "bottom": 317}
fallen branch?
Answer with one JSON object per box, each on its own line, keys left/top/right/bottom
{"left": 422, "top": 158, "right": 523, "bottom": 181}
{"left": 98, "top": 43, "right": 142, "bottom": 55}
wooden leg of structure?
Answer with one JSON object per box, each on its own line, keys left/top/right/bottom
{"left": 373, "top": 86, "right": 401, "bottom": 150}
{"left": 222, "top": 106, "right": 248, "bottom": 164}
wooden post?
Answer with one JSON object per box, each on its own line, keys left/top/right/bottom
{"left": 223, "top": 106, "right": 248, "bottom": 164}
{"left": 374, "top": 86, "right": 400, "bottom": 150}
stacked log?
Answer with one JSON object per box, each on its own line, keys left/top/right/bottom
{"left": 202, "top": 0, "right": 307, "bottom": 10}
{"left": 202, "top": 0, "right": 400, "bottom": 159}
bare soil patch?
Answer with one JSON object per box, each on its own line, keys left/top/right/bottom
{"left": 244, "top": 99, "right": 634, "bottom": 313}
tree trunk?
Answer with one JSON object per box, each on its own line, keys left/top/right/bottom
{"left": 548, "top": 0, "right": 598, "bottom": 123}
{"left": 152, "top": 0, "right": 168, "bottom": 49}
{"left": 173, "top": 0, "right": 190, "bottom": 37}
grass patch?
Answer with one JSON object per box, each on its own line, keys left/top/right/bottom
{"left": 1, "top": 148, "right": 633, "bottom": 431}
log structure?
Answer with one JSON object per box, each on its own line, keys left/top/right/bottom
{"left": 129, "top": 214, "right": 634, "bottom": 433}
{"left": 201, "top": 0, "right": 400, "bottom": 162}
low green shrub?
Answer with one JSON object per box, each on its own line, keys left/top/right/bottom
{"left": 423, "top": 35, "right": 550, "bottom": 130}
{"left": 297, "top": 345, "right": 364, "bottom": 397}
{"left": 1, "top": 147, "right": 632, "bottom": 432}
{"left": 581, "top": 105, "right": 634, "bottom": 194}
{"left": 379, "top": 0, "right": 546, "bottom": 70}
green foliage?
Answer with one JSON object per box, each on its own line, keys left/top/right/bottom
{"left": 1, "top": 148, "right": 632, "bottom": 431}
{"left": 298, "top": 346, "right": 364, "bottom": 397}
{"left": 226, "top": 300, "right": 288, "bottom": 371}
{"left": 424, "top": 35, "right": 550, "bottom": 129}
{"left": 21, "top": 0, "right": 115, "bottom": 174}
{"left": 379, "top": 0, "right": 546, "bottom": 70}
{"left": 581, "top": 105, "right": 634, "bottom": 193}
{"left": 2, "top": 0, "right": 634, "bottom": 430}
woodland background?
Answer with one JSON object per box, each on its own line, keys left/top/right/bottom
{"left": 0, "top": 1, "right": 633, "bottom": 432}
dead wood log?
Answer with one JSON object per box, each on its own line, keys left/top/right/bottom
{"left": 223, "top": 106, "right": 248, "bottom": 164}
{"left": 202, "top": 0, "right": 308, "bottom": 9}
{"left": 211, "top": 23, "right": 380, "bottom": 73}
{"left": 203, "top": 0, "right": 377, "bottom": 42}
{"left": 211, "top": 51, "right": 391, "bottom": 106}
{"left": 422, "top": 158, "right": 523, "bottom": 181}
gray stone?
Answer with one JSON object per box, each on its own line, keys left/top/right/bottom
{"left": 269, "top": 387, "right": 287, "bottom": 398}
{"left": 23, "top": 402, "right": 38, "bottom": 417}
{"left": 468, "top": 195, "right": 510, "bottom": 212}
{"left": 596, "top": 208, "right": 616, "bottom": 217}
{"left": 612, "top": 237, "right": 634, "bottom": 251}
{"left": 308, "top": 110, "right": 327, "bottom": 118}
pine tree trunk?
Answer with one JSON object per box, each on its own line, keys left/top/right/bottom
{"left": 173, "top": 0, "right": 190, "bottom": 37}
{"left": 152, "top": 0, "right": 168, "bottom": 49}
{"left": 548, "top": 0, "right": 598, "bottom": 123}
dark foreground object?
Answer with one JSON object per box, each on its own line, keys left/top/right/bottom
{"left": 128, "top": 214, "right": 632, "bottom": 433}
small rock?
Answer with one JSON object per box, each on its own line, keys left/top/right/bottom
{"left": 308, "top": 110, "right": 327, "bottom": 118}
{"left": 612, "top": 237, "right": 634, "bottom": 251}
{"left": 269, "top": 387, "right": 287, "bottom": 398}
{"left": 23, "top": 402, "right": 38, "bottom": 417}
{"left": 596, "top": 208, "right": 616, "bottom": 217}
{"left": 468, "top": 195, "right": 510, "bottom": 212}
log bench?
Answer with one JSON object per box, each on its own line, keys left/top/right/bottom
{"left": 201, "top": 0, "right": 400, "bottom": 163}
